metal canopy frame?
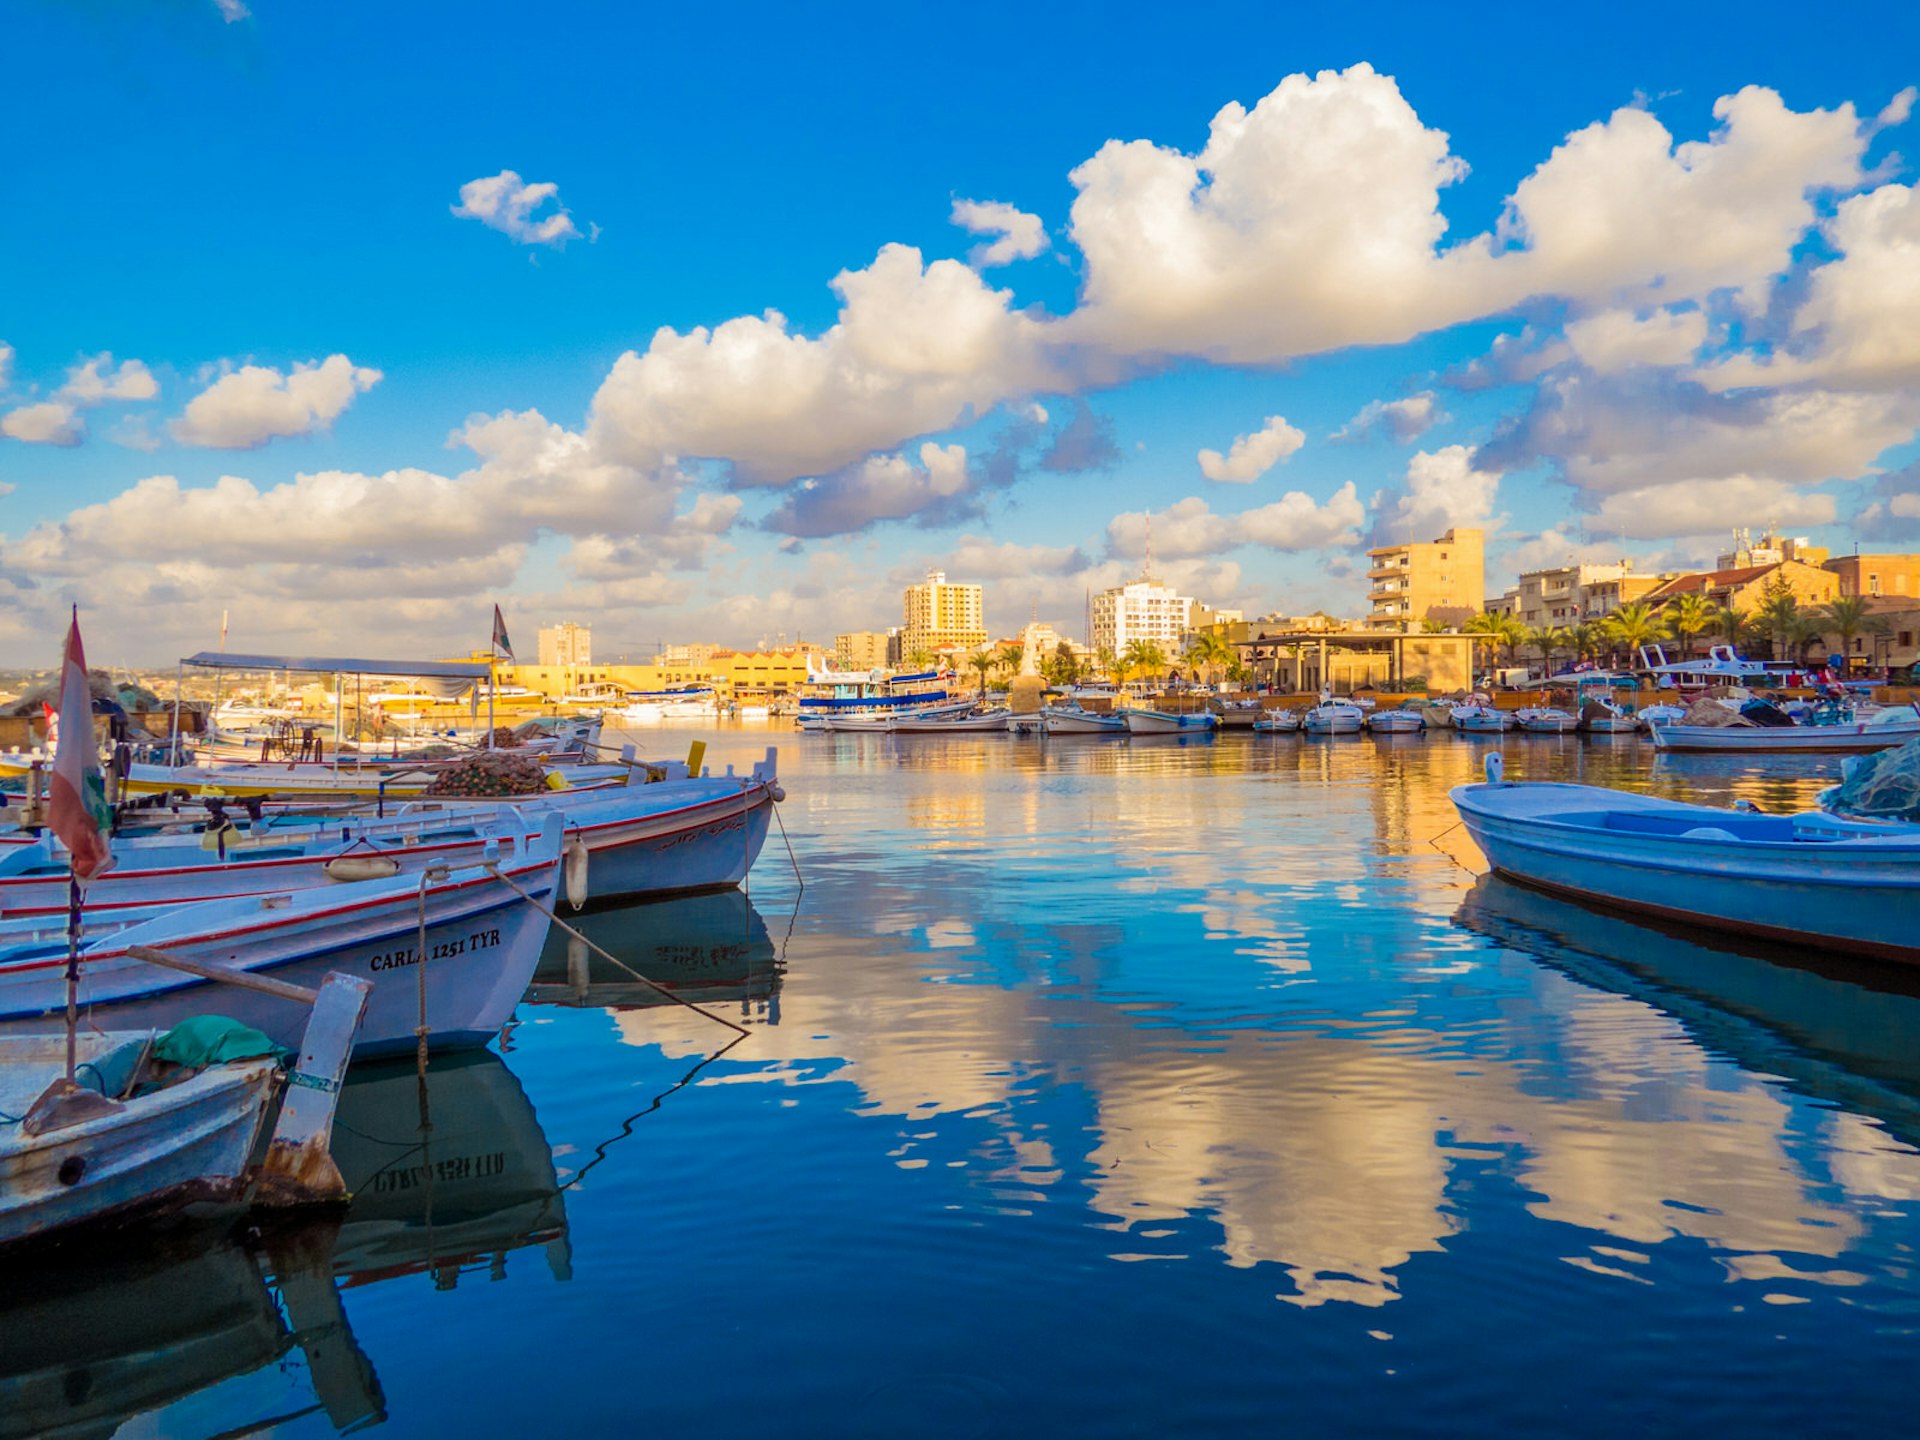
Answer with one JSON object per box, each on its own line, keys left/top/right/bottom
{"left": 172, "top": 652, "right": 498, "bottom": 752}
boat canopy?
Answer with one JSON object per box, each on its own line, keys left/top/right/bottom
{"left": 180, "top": 652, "right": 492, "bottom": 681}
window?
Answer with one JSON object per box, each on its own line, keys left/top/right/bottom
{"left": 1870, "top": 574, "right": 1881, "bottom": 595}
{"left": 1902, "top": 632, "right": 1914, "bottom": 648}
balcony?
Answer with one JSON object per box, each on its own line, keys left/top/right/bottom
{"left": 1368, "top": 560, "right": 1411, "bottom": 580}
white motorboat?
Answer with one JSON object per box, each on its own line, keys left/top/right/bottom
{"left": 1638, "top": 643, "right": 1799, "bottom": 693}
{"left": 1122, "top": 709, "right": 1219, "bottom": 735}
{"left": 1365, "top": 708, "right": 1425, "bottom": 735}
{"left": 1301, "top": 700, "right": 1363, "bottom": 735}
{"left": 1041, "top": 703, "right": 1127, "bottom": 735}
{"left": 889, "top": 709, "right": 1010, "bottom": 733}
{"left": 617, "top": 688, "right": 720, "bottom": 723}
{"left": 0, "top": 817, "right": 565, "bottom": 1057}
{"left": 1636, "top": 703, "right": 1687, "bottom": 730}
{"left": 1253, "top": 709, "right": 1302, "bottom": 733}
{"left": 1452, "top": 754, "right": 1920, "bottom": 963}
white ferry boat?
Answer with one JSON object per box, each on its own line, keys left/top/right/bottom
{"left": 795, "top": 660, "right": 957, "bottom": 730}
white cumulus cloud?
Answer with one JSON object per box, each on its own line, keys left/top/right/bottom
{"left": 1, "top": 402, "right": 83, "bottom": 446}
{"left": 170, "top": 355, "right": 382, "bottom": 448}
{"left": 951, "top": 199, "right": 1050, "bottom": 268}
{"left": 452, "top": 170, "right": 588, "bottom": 248}
{"left": 59, "top": 353, "right": 159, "bottom": 405}
{"left": 1333, "top": 393, "right": 1445, "bottom": 444}
{"left": 1109, "top": 483, "right": 1364, "bottom": 559}
{"left": 1563, "top": 309, "right": 1709, "bottom": 374}
{"left": 1197, "top": 414, "right": 1305, "bottom": 483}
{"left": 1585, "top": 476, "right": 1837, "bottom": 541}
{"left": 1375, "top": 446, "right": 1502, "bottom": 544}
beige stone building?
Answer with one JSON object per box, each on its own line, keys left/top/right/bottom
{"left": 902, "top": 570, "right": 987, "bottom": 656}
{"left": 1365, "top": 528, "right": 1483, "bottom": 630}
{"left": 1643, "top": 558, "right": 1839, "bottom": 612}
{"left": 1826, "top": 554, "right": 1920, "bottom": 600}
{"left": 1496, "top": 561, "right": 1663, "bottom": 628}
{"left": 536, "top": 621, "right": 591, "bottom": 668}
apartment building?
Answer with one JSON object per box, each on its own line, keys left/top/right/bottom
{"left": 902, "top": 570, "right": 987, "bottom": 655}
{"left": 834, "top": 630, "right": 896, "bottom": 670}
{"left": 1365, "top": 528, "right": 1482, "bottom": 630}
{"left": 1504, "top": 561, "right": 1662, "bottom": 628}
{"left": 1826, "top": 554, "right": 1920, "bottom": 600}
{"left": 536, "top": 621, "right": 591, "bottom": 668}
{"left": 1092, "top": 576, "right": 1196, "bottom": 655}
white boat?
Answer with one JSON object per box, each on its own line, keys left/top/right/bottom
{"left": 1638, "top": 643, "right": 1799, "bottom": 692}
{"left": 1, "top": 968, "right": 369, "bottom": 1248}
{"left": 1122, "top": 709, "right": 1219, "bottom": 735}
{"left": 795, "top": 662, "right": 956, "bottom": 730}
{"left": 1301, "top": 700, "right": 1363, "bottom": 735}
{"left": 1253, "top": 708, "right": 1302, "bottom": 732}
{"left": 1636, "top": 703, "right": 1687, "bottom": 730}
{"left": 1451, "top": 756, "right": 1920, "bottom": 963}
{"left": 1452, "top": 705, "right": 1513, "bottom": 733}
{"left": 1648, "top": 706, "right": 1920, "bottom": 754}
{"left": 1365, "top": 708, "right": 1425, "bottom": 734}
{"left": 1513, "top": 706, "right": 1579, "bottom": 734}
{"left": 1208, "top": 699, "right": 1265, "bottom": 730}
{"left": 0, "top": 817, "right": 565, "bottom": 1057}
{"left": 616, "top": 687, "right": 720, "bottom": 723}
{"left": 1, "top": 752, "right": 781, "bottom": 917}
{"left": 1041, "top": 703, "right": 1127, "bottom": 735}
{"left": 888, "top": 709, "right": 1009, "bottom": 733}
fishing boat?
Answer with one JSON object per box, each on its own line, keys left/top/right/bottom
{"left": 1122, "top": 709, "right": 1219, "bottom": 735}
{"left": 1513, "top": 705, "right": 1579, "bottom": 734}
{"left": 888, "top": 708, "right": 1010, "bottom": 733}
{"left": 0, "top": 751, "right": 781, "bottom": 917}
{"left": 1041, "top": 703, "right": 1127, "bottom": 735}
{"left": 1253, "top": 708, "right": 1301, "bottom": 733}
{"left": 1636, "top": 703, "right": 1686, "bottom": 729}
{"left": 1365, "top": 707, "right": 1425, "bottom": 735}
{"left": 616, "top": 687, "right": 720, "bottom": 723}
{"left": 1451, "top": 704, "right": 1512, "bottom": 733}
{"left": 0, "top": 816, "right": 565, "bottom": 1056}
{"left": 1301, "top": 699, "right": 1363, "bottom": 735}
{"left": 1208, "top": 699, "right": 1265, "bottom": 730}
{"left": 1647, "top": 703, "right": 1920, "bottom": 754}
{"left": 1451, "top": 755, "right": 1920, "bottom": 962}
{"left": 1, "top": 968, "right": 369, "bottom": 1248}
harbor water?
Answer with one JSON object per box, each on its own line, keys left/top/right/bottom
{"left": 7, "top": 724, "right": 1920, "bottom": 1437}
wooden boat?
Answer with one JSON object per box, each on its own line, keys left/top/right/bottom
{"left": 1253, "top": 709, "right": 1301, "bottom": 733}
{"left": 0, "top": 817, "right": 565, "bottom": 1057}
{"left": 0, "top": 968, "right": 369, "bottom": 1248}
{"left": 889, "top": 709, "right": 1009, "bottom": 733}
{"left": 1648, "top": 707, "right": 1920, "bottom": 754}
{"left": 1042, "top": 703, "right": 1127, "bottom": 735}
{"left": 1365, "top": 708, "right": 1425, "bottom": 734}
{"left": 1514, "top": 706, "right": 1579, "bottom": 734}
{"left": 0, "top": 754, "right": 780, "bottom": 918}
{"left": 1451, "top": 759, "right": 1920, "bottom": 962}
{"left": 1122, "top": 709, "right": 1219, "bottom": 735}
{"left": 1451, "top": 704, "right": 1513, "bottom": 733}
{"left": 1301, "top": 701, "right": 1363, "bottom": 735}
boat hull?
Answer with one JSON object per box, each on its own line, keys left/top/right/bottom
{"left": 1043, "top": 709, "right": 1127, "bottom": 734}
{"left": 1122, "top": 711, "right": 1218, "bottom": 735}
{"left": 0, "top": 1043, "right": 280, "bottom": 1247}
{"left": 1649, "top": 721, "right": 1920, "bottom": 753}
{"left": 1453, "top": 781, "right": 1920, "bottom": 962}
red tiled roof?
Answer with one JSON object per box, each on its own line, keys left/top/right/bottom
{"left": 1644, "top": 563, "right": 1780, "bottom": 603}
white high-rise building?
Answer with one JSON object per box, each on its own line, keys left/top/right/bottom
{"left": 537, "top": 622, "right": 591, "bottom": 668}
{"left": 1092, "top": 577, "right": 1195, "bottom": 657}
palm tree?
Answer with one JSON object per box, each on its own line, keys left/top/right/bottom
{"left": 1046, "top": 642, "right": 1082, "bottom": 688}
{"left": 1600, "top": 602, "right": 1668, "bottom": 666}
{"left": 1754, "top": 588, "right": 1803, "bottom": 662}
{"left": 1122, "top": 639, "right": 1167, "bottom": 689}
{"left": 1539, "top": 625, "right": 1574, "bottom": 672}
{"left": 1184, "top": 632, "right": 1232, "bottom": 687}
{"left": 996, "top": 643, "right": 1024, "bottom": 679}
{"left": 1418, "top": 617, "right": 1448, "bottom": 634}
{"left": 1821, "top": 595, "right": 1874, "bottom": 670}
{"left": 1711, "top": 602, "right": 1750, "bottom": 652}
{"left": 1463, "top": 612, "right": 1506, "bottom": 679}
{"left": 1666, "top": 593, "right": 1713, "bottom": 661}
{"left": 1570, "top": 621, "right": 1598, "bottom": 664}
{"left": 968, "top": 650, "right": 996, "bottom": 697}
{"left": 1094, "top": 646, "right": 1118, "bottom": 683}
{"left": 906, "top": 648, "right": 934, "bottom": 671}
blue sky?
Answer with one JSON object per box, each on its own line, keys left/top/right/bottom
{"left": 2, "top": 1, "right": 1918, "bottom": 664}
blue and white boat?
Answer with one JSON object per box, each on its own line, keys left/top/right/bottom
{"left": 1648, "top": 702, "right": 1920, "bottom": 754}
{"left": 1122, "top": 708, "right": 1219, "bottom": 735}
{"left": 1365, "top": 707, "right": 1425, "bottom": 735}
{"left": 1040, "top": 703, "right": 1127, "bottom": 735}
{"left": 1252, "top": 708, "right": 1301, "bottom": 733}
{"left": 1451, "top": 757, "right": 1920, "bottom": 963}
{"left": 1302, "top": 699, "right": 1363, "bottom": 735}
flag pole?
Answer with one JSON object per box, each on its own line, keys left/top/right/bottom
{"left": 65, "top": 869, "right": 80, "bottom": 1082}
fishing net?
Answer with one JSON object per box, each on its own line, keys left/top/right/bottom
{"left": 1678, "top": 698, "right": 1753, "bottom": 727}
{"left": 422, "top": 750, "right": 549, "bottom": 797}
{"left": 1825, "top": 735, "right": 1920, "bottom": 822}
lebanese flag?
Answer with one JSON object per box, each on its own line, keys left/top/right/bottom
{"left": 48, "top": 608, "right": 113, "bottom": 881}
{"left": 491, "top": 603, "right": 515, "bottom": 663}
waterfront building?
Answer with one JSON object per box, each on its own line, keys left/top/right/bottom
{"left": 1505, "top": 561, "right": 1662, "bottom": 628}
{"left": 1826, "top": 553, "right": 1920, "bottom": 599}
{"left": 1236, "top": 626, "right": 1476, "bottom": 694}
{"left": 902, "top": 571, "right": 987, "bottom": 656}
{"left": 536, "top": 622, "right": 591, "bottom": 668}
{"left": 835, "top": 630, "right": 896, "bottom": 670}
{"left": 1643, "top": 558, "right": 1839, "bottom": 613}
{"left": 1365, "top": 528, "right": 1482, "bottom": 631}
{"left": 1092, "top": 575, "right": 1196, "bottom": 656}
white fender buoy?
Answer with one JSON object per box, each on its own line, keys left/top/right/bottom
{"left": 564, "top": 838, "right": 590, "bottom": 912}
{"left": 324, "top": 855, "right": 402, "bottom": 883}
{"left": 1484, "top": 751, "right": 1505, "bottom": 785}
{"left": 767, "top": 782, "right": 786, "bottom": 802}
